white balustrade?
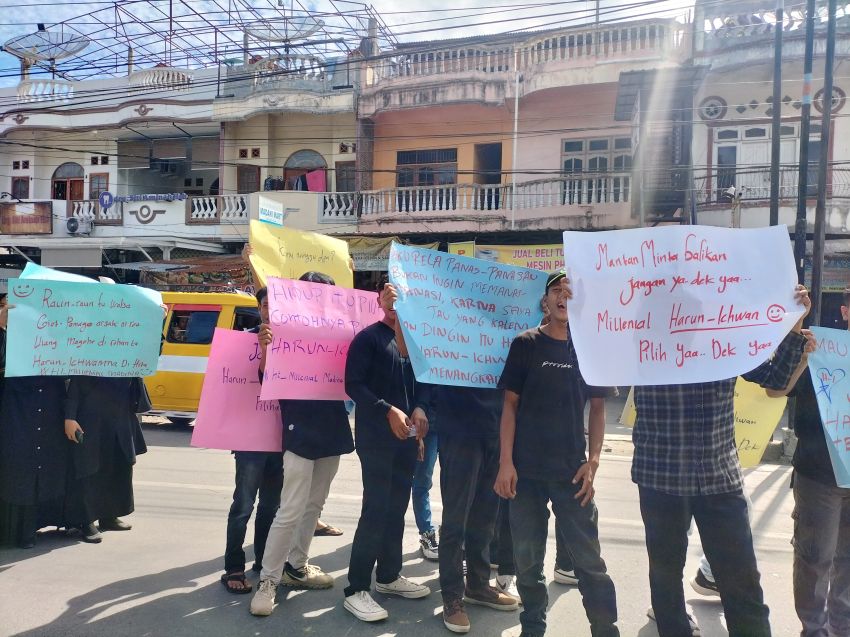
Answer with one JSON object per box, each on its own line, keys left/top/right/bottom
{"left": 188, "top": 195, "right": 249, "bottom": 223}
{"left": 17, "top": 78, "right": 75, "bottom": 103}
{"left": 129, "top": 67, "right": 193, "bottom": 90}
{"left": 321, "top": 192, "right": 358, "bottom": 220}
{"left": 71, "top": 199, "right": 121, "bottom": 222}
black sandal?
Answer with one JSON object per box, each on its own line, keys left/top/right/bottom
{"left": 221, "top": 571, "right": 252, "bottom": 594}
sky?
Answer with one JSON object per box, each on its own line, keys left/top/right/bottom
{"left": 0, "top": 0, "right": 698, "bottom": 86}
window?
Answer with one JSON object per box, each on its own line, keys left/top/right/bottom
{"left": 335, "top": 161, "right": 356, "bottom": 192}
{"left": 234, "top": 307, "right": 261, "bottom": 332}
{"left": 21, "top": 160, "right": 29, "bottom": 169}
{"left": 89, "top": 173, "right": 109, "bottom": 200}
{"left": 560, "top": 136, "right": 632, "bottom": 204}
{"left": 91, "top": 156, "right": 99, "bottom": 165}
{"left": 12, "top": 161, "right": 20, "bottom": 170}
{"left": 11, "top": 176, "right": 29, "bottom": 200}
{"left": 100, "top": 156, "right": 109, "bottom": 165}
{"left": 166, "top": 310, "right": 220, "bottom": 344}
{"left": 395, "top": 148, "right": 458, "bottom": 188}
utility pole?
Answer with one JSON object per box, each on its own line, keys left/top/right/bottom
{"left": 811, "top": 0, "right": 837, "bottom": 325}
{"left": 769, "top": 0, "right": 784, "bottom": 226}
{"left": 793, "top": 0, "right": 817, "bottom": 285}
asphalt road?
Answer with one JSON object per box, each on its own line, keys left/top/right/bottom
{"left": 0, "top": 422, "right": 802, "bottom": 637}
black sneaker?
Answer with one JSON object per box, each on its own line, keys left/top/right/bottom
{"left": 690, "top": 569, "right": 720, "bottom": 597}
{"left": 419, "top": 530, "right": 439, "bottom": 561}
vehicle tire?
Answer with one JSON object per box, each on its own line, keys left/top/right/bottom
{"left": 168, "top": 417, "right": 194, "bottom": 428}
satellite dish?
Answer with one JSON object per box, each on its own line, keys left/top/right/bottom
{"left": 3, "top": 29, "right": 89, "bottom": 62}
{"left": 243, "top": 15, "right": 324, "bottom": 42}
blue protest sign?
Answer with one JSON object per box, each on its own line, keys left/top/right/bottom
{"left": 807, "top": 326, "right": 850, "bottom": 487}
{"left": 389, "top": 242, "right": 546, "bottom": 387}
{"left": 6, "top": 278, "right": 164, "bottom": 377}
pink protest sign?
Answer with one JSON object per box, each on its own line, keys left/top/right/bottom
{"left": 191, "top": 328, "right": 282, "bottom": 452}
{"left": 260, "top": 277, "right": 383, "bottom": 400}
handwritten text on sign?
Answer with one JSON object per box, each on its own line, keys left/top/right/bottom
{"left": 6, "top": 278, "right": 163, "bottom": 377}
{"left": 807, "top": 326, "right": 850, "bottom": 487}
{"left": 259, "top": 277, "right": 382, "bottom": 400}
{"left": 562, "top": 225, "right": 803, "bottom": 386}
{"left": 389, "top": 242, "right": 546, "bottom": 388}
{"left": 249, "top": 220, "right": 353, "bottom": 288}
{"left": 192, "top": 329, "right": 282, "bottom": 452}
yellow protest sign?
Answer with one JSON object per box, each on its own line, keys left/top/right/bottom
{"left": 448, "top": 241, "right": 564, "bottom": 271}
{"left": 619, "top": 378, "right": 786, "bottom": 467}
{"left": 733, "top": 377, "right": 787, "bottom": 468}
{"left": 249, "top": 220, "right": 353, "bottom": 288}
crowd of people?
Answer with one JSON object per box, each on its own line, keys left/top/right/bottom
{"left": 0, "top": 262, "right": 847, "bottom": 637}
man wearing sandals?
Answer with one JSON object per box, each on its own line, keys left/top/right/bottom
{"left": 220, "top": 287, "right": 283, "bottom": 595}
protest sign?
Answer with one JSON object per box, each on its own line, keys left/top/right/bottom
{"left": 191, "top": 329, "right": 282, "bottom": 452}
{"left": 562, "top": 225, "right": 804, "bottom": 386}
{"left": 6, "top": 277, "right": 163, "bottom": 377}
{"left": 619, "top": 378, "right": 787, "bottom": 467}
{"left": 733, "top": 377, "right": 787, "bottom": 468}
{"left": 389, "top": 242, "right": 546, "bottom": 388}
{"left": 806, "top": 326, "right": 850, "bottom": 486}
{"left": 259, "top": 277, "right": 382, "bottom": 400}
{"left": 249, "top": 220, "right": 353, "bottom": 288}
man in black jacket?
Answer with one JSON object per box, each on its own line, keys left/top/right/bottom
{"left": 343, "top": 277, "right": 431, "bottom": 622}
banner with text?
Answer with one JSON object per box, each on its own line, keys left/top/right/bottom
{"left": 192, "top": 329, "right": 283, "bottom": 452}
{"left": 6, "top": 278, "right": 163, "bottom": 377}
{"left": 563, "top": 225, "right": 803, "bottom": 386}
{"left": 807, "top": 326, "right": 850, "bottom": 487}
{"left": 249, "top": 220, "right": 353, "bottom": 288}
{"left": 259, "top": 277, "right": 382, "bottom": 400}
{"left": 449, "top": 241, "right": 565, "bottom": 271}
{"left": 389, "top": 242, "right": 546, "bottom": 388}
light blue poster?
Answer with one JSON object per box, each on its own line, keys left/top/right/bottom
{"left": 807, "top": 326, "right": 850, "bottom": 487}
{"left": 6, "top": 277, "right": 164, "bottom": 377}
{"left": 388, "top": 242, "right": 546, "bottom": 388}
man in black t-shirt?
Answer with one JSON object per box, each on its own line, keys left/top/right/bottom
{"left": 764, "top": 289, "right": 847, "bottom": 637}
{"left": 495, "top": 271, "right": 618, "bottom": 637}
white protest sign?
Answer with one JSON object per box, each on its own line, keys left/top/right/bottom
{"left": 563, "top": 225, "right": 803, "bottom": 386}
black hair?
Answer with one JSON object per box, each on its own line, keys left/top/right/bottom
{"left": 299, "top": 271, "right": 335, "bottom": 286}
{"left": 376, "top": 273, "right": 389, "bottom": 293}
{"left": 255, "top": 287, "right": 268, "bottom": 306}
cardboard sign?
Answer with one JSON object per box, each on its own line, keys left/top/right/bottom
{"left": 389, "top": 242, "right": 546, "bottom": 388}
{"left": 249, "top": 220, "right": 353, "bottom": 288}
{"left": 807, "top": 326, "right": 850, "bottom": 486}
{"left": 6, "top": 277, "right": 163, "bottom": 377}
{"left": 563, "top": 225, "right": 804, "bottom": 386}
{"left": 192, "top": 329, "right": 282, "bottom": 452}
{"left": 259, "top": 277, "right": 382, "bottom": 400}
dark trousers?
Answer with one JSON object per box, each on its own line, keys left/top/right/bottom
{"left": 223, "top": 451, "right": 283, "bottom": 573}
{"left": 493, "top": 498, "right": 575, "bottom": 576}
{"left": 511, "top": 477, "right": 618, "bottom": 637}
{"left": 345, "top": 442, "right": 418, "bottom": 597}
{"left": 639, "top": 486, "right": 770, "bottom": 637}
{"left": 438, "top": 434, "right": 500, "bottom": 602}
{"left": 792, "top": 472, "right": 850, "bottom": 637}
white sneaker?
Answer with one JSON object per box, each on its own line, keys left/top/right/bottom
{"left": 494, "top": 574, "right": 522, "bottom": 605}
{"left": 375, "top": 576, "right": 431, "bottom": 599}
{"left": 647, "top": 607, "right": 701, "bottom": 636}
{"left": 419, "top": 530, "right": 439, "bottom": 561}
{"left": 249, "top": 579, "right": 277, "bottom": 616}
{"left": 344, "top": 590, "right": 389, "bottom": 622}
{"left": 553, "top": 567, "right": 579, "bottom": 585}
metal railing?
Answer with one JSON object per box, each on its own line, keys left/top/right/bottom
{"left": 359, "top": 175, "right": 630, "bottom": 215}
{"left": 367, "top": 19, "right": 681, "bottom": 86}
{"left": 693, "top": 166, "right": 850, "bottom": 204}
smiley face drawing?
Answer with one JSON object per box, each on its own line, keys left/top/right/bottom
{"left": 766, "top": 304, "right": 785, "bottom": 323}
{"left": 11, "top": 283, "right": 34, "bottom": 299}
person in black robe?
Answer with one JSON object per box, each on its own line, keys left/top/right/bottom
{"left": 63, "top": 376, "right": 149, "bottom": 542}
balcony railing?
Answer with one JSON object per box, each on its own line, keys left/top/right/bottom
{"left": 17, "top": 78, "right": 75, "bottom": 103}
{"left": 187, "top": 194, "right": 250, "bottom": 224}
{"left": 694, "top": 166, "right": 850, "bottom": 205}
{"left": 128, "top": 67, "right": 193, "bottom": 90}
{"left": 71, "top": 199, "right": 122, "bottom": 224}
{"left": 360, "top": 176, "right": 630, "bottom": 216}
{"left": 367, "top": 19, "right": 681, "bottom": 86}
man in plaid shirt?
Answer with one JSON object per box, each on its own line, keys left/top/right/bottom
{"left": 633, "top": 284, "right": 811, "bottom": 637}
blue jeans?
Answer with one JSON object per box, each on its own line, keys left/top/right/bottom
{"left": 639, "top": 486, "right": 770, "bottom": 637}
{"left": 412, "top": 431, "right": 439, "bottom": 534}
{"left": 511, "top": 477, "right": 618, "bottom": 637}
{"left": 223, "top": 451, "right": 283, "bottom": 573}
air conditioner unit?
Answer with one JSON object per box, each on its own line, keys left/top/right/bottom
{"left": 66, "top": 216, "right": 92, "bottom": 235}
